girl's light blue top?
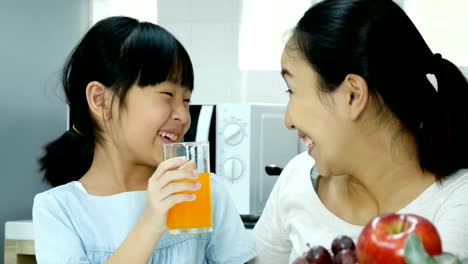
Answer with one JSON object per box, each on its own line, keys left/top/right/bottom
{"left": 33, "top": 174, "right": 256, "bottom": 264}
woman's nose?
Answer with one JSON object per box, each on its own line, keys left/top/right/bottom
{"left": 284, "top": 104, "right": 295, "bottom": 129}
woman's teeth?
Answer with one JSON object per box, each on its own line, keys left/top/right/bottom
{"left": 303, "top": 137, "right": 315, "bottom": 149}
{"left": 159, "top": 131, "right": 178, "bottom": 141}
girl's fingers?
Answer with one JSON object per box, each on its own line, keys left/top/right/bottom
{"left": 179, "top": 160, "right": 196, "bottom": 170}
{"left": 155, "top": 169, "right": 198, "bottom": 190}
{"left": 163, "top": 193, "right": 197, "bottom": 209}
{"left": 159, "top": 181, "right": 201, "bottom": 200}
{"left": 151, "top": 157, "right": 188, "bottom": 180}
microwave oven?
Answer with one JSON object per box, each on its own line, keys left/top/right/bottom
{"left": 184, "top": 103, "right": 300, "bottom": 218}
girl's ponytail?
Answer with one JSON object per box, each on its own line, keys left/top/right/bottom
{"left": 39, "top": 126, "right": 94, "bottom": 187}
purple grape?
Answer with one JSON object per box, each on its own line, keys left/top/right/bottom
{"left": 306, "top": 245, "right": 333, "bottom": 264}
{"left": 334, "top": 249, "right": 357, "bottom": 264}
{"left": 331, "top": 236, "right": 356, "bottom": 256}
{"left": 293, "top": 256, "right": 307, "bottom": 264}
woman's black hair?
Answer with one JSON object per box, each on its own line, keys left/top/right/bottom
{"left": 39, "top": 16, "right": 194, "bottom": 187}
{"left": 292, "top": 0, "right": 468, "bottom": 180}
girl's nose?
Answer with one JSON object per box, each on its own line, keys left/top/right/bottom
{"left": 172, "top": 104, "right": 190, "bottom": 124}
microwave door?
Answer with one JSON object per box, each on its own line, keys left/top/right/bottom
{"left": 252, "top": 110, "right": 298, "bottom": 217}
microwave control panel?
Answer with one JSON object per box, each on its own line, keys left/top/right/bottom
{"left": 216, "top": 104, "right": 251, "bottom": 214}
{"left": 216, "top": 103, "right": 299, "bottom": 217}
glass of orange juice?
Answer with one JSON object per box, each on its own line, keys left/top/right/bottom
{"left": 163, "top": 141, "right": 213, "bottom": 235}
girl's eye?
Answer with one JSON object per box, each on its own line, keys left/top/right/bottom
{"left": 162, "top": 92, "right": 173, "bottom": 97}
{"left": 285, "top": 89, "right": 293, "bottom": 95}
{"left": 184, "top": 99, "right": 191, "bottom": 103}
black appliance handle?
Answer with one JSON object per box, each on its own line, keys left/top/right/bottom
{"left": 265, "top": 165, "right": 283, "bottom": 176}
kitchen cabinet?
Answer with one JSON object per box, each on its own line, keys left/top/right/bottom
{"left": 4, "top": 221, "right": 36, "bottom": 264}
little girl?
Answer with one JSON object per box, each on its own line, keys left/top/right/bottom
{"left": 33, "top": 16, "right": 255, "bottom": 264}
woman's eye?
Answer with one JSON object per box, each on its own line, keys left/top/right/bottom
{"left": 285, "top": 89, "right": 293, "bottom": 95}
{"left": 161, "top": 92, "right": 173, "bottom": 97}
{"left": 184, "top": 99, "right": 191, "bottom": 104}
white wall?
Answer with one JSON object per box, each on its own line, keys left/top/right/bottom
{"left": 158, "top": 0, "right": 467, "bottom": 105}
{"left": 404, "top": 0, "right": 468, "bottom": 67}
{"left": 158, "top": 0, "right": 242, "bottom": 103}
{"left": 157, "top": 0, "right": 307, "bottom": 105}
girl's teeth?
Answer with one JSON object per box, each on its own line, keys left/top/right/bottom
{"left": 159, "top": 132, "right": 178, "bottom": 141}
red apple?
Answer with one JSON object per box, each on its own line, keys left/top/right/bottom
{"left": 356, "top": 213, "right": 442, "bottom": 264}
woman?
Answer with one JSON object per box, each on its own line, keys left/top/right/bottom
{"left": 252, "top": 0, "right": 468, "bottom": 263}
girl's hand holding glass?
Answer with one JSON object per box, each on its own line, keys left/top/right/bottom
{"left": 145, "top": 157, "right": 199, "bottom": 234}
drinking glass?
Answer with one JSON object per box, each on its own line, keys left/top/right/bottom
{"left": 163, "top": 141, "right": 213, "bottom": 235}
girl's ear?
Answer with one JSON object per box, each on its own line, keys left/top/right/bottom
{"left": 85, "top": 81, "right": 112, "bottom": 121}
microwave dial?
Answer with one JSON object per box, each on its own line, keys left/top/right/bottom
{"left": 222, "top": 158, "right": 243, "bottom": 181}
{"left": 223, "top": 123, "right": 244, "bottom": 145}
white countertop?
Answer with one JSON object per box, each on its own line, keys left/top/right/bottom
{"left": 5, "top": 220, "right": 34, "bottom": 240}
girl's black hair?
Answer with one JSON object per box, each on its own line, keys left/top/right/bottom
{"left": 39, "top": 16, "right": 194, "bottom": 187}
{"left": 292, "top": 0, "right": 468, "bottom": 180}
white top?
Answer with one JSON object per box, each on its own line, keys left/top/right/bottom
{"left": 252, "top": 151, "right": 468, "bottom": 263}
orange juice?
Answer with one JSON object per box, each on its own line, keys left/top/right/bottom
{"left": 167, "top": 172, "right": 212, "bottom": 234}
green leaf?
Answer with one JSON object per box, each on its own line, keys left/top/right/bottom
{"left": 405, "top": 233, "right": 436, "bottom": 264}
{"left": 433, "top": 253, "right": 461, "bottom": 264}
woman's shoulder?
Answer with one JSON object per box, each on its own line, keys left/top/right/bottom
{"left": 276, "top": 151, "right": 316, "bottom": 187}
{"left": 450, "top": 168, "right": 468, "bottom": 180}
{"left": 287, "top": 151, "right": 315, "bottom": 167}
{"left": 421, "top": 168, "right": 468, "bottom": 209}
{"left": 439, "top": 168, "right": 468, "bottom": 191}
{"left": 286, "top": 151, "right": 315, "bottom": 175}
